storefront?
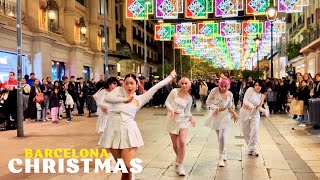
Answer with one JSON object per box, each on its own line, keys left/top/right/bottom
{"left": 83, "top": 66, "right": 91, "bottom": 81}
{"left": 51, "top": 61, "right": 65, "bottom": 81}
{"left": 0, "top": 51, "right": 28, "bottom": 82}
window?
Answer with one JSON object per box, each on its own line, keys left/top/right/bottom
{"left": 99, "top": 0, "right": 108, "bottom": 15}
{"left": 0, "top": 0, "right": 16, "bottom": 18}
{"left": 47, "top": 0, "right": 59, "bottom": 33}
{"left": 76, "top": 0, "right": 85, "bottom": 6}
{"left": 101, "top": 28, "right": 110, "bottom": 50}
{"left": 138, "top": 29, "right": 142, "bottom": 37}
{"left": 115, "top": 6, "right": 118, "bottom": 21}
{"left": 138, "top": 46, "right": 141, "bottom": 56}
{"left": 133, "top": 44, "right": 137, "bottom": 53}
{"left": 116, "top": 24, "right": 119, "bottom": 38}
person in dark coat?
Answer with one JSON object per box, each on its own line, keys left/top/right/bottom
{"left": 297, "top": 80, "right": 310, "bottom": 127}
{"left": 49, "top": 88, "right": 60, "bottom": 124}
{"left": 75, "top": 77, "right": 88, "bottom": 116}
{"left": 313, "top": 73, "right": 320, "bottom": 98}
{"left": 277, "top": 81, "right": 288, "bottom": 113}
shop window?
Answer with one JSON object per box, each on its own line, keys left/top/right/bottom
{"left": 51, "top": 61, "right": 65, "bottom": 81}
{"left": 83, "top": 66, "right": 90, "bottom": 81}
{"left": 0, "top": 51, "right": 28, "bottom": 82}
{"left": 0, "top": 0, "right": 16, "bottom": 18}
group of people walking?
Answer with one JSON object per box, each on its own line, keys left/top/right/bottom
{"left": 94, "top": 70, "right": 270, "bottom": 180}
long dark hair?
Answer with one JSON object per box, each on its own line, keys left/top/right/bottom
{"left": 124, "top": 74, "right": 138, "bottom": 84}
{"left": 104, "top": 77, "right": 120, "bottom": 89}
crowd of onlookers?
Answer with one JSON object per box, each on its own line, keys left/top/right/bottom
{"left": 0, "top": 71, "right": 319, "bottom": 130}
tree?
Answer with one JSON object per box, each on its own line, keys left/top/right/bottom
{"left": 286, "top": 41, "right": 301, "bottom": 61}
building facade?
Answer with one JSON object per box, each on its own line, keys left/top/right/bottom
{"left": 0, "top": 0, "right": 129, "bottom": 83}
{"left": 114, "top": 0, "right": 160, "bottom": 77}
{"left": 287, "top": 0, "right": 320, "bottom": 77}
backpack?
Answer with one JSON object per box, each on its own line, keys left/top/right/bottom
{"left": 34, "top": 93, "right": 44, "bottom": 103}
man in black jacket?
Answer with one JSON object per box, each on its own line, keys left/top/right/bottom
{"left": 75, "top": 77, "right": 87, "bottom": 116}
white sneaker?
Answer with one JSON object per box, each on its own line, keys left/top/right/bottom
{"left": 218, "top": 159, "right": 225, "bottom": 167}
{"left": 174, "top": 157, "right": 179, "bottom": 167}
{"left": 176, "top": 164, "right": 186, "bottom": 176}
{"left": 298, "top": 124, "right": 306, "bottom": 127}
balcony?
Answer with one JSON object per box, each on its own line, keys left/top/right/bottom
{"left": 301, "top": 28, "right": 320, "bottom": 49}
{"left": 133, "top": 33, "right": 143, "bottom": 42}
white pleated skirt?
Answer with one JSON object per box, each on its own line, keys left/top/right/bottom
{"left": 98, "top": 112, "right": 144, "bottom": 149}
{"left": 96, "top": 110, "right": 108, "bottom": 133}
{"left": 167, "top": 115, "right": 189, "bottom": 135}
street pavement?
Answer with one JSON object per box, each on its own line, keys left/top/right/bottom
{"left": 0, "top": 104, "right": 320, "bottom": 180}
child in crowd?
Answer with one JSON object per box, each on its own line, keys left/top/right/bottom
{"left": 49, "top": 88, "right": 60, "bottom": 124}
{"left": 266, "top": 87, "right": 276, "bottom": 114}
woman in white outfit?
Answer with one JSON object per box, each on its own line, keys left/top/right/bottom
{"left": 93, "top": 77, "right": 120, "bottom": 133}
{"left": 240, "top": 80, "right": 269, "bottom": 156}
{"left": 99, "top": 70, "right": 176, "bottom": 180}
{"left": 165, "top": 77, "right": 196, "bottom": 176}
{"left": 204, "top": 78, "right": 238, "bottom": 167}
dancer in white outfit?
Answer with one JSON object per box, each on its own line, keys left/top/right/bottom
{"left": 99, "top": 70, "right": 176, "bottom": 180}
{"left": 165, "top": 77, "right": 196, "bottom": 176}
{"left": 93, "top": 77, "right": 120, "bottom": 133}
{"left": 204, "top": 78, "right": 238, "bottom": 167}
{"left": 240, "top": 80, "right": 269, "bottom": 156}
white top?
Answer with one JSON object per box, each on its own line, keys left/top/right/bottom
{"left": 242, "top": 87, "right": 262, "bottom": 109}
{"left": 104, "top": 76, "right": 174, "bottom": 122}
{"left": 206, "top": 87, "right": 233, "bottom": 110}
{"left": 93, "top": 89, "right": 110, "bottom": 110}
{"left": 165, "top": 88, "right": 193, "bottom": 117}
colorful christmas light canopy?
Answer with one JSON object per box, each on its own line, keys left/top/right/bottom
{"left": 246, "top": 0, "right": 270, "bottom": 15}
{"left": 265, "top": 21, "right": 286, "bottom": 36}
{"left": 156, "top": 0, "right": 182, "bottom": 19}
{"left": 198, "top": 21, "right": 219, "bottom": 37}
{"left": 155, "top": 23, "right": 175, "bottom": 41}
{"left": 278, "top": 0, "right": 303, "bottom": 13}
{"left": 242, "top": 20, "right": 263, "bottom": 36}
{"left": 126, "top": 0, "right": 154, "bottom": 19}
{"left": 215, "top": 0, "right": 239, "bottom": 17}
{"left": 220, "top": 21, "right": 241, "bottom": 37}
{"left": 185, "top": 0, "right": 210, "bottom": 19}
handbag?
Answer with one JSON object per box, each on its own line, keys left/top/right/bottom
{"left": 289, "top": 99, "right": 304, "bottom": 115}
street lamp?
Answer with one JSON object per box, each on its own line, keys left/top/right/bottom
{"left": 77, "top": 17, "right": 87, "bottom": 36}
{"left": 254, "top": 34, "right": 261, "bottom": 78}
{"left": 266, "top": 2, "right": 278, "bottom": 78}
{"left": 143, "top": 0, "right": 150, "bottom": 78}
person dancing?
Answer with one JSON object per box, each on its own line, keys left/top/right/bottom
{"left": 93, "top": 77, "right": 120, "bottom": 133}
{"left": 165, "top": 77, "right": 196, "bottom": 176}
{"left": 99, "top": 70, "right": 177, "bottom": 180}
{"left": 240, "top": 80, "right": 269, "bottom": 157}
{"left": 204, "top": 78, "right": 238, "bottom": 167}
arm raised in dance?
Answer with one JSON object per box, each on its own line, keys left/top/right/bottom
{"left": 136, "top": 70, "right": 176, "bottom": 108}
